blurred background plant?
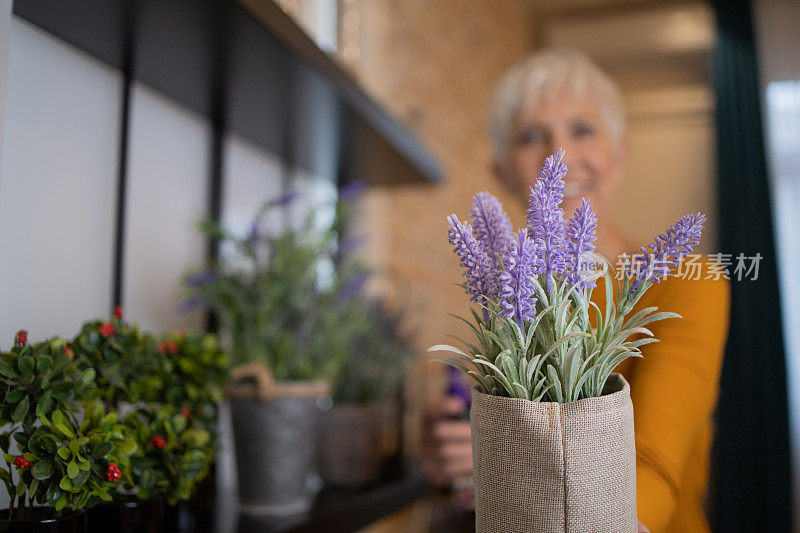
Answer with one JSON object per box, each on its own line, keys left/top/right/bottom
{"left": 316, "top": 297, "right": 414, "bottom": 489}
{"left": 123, "top": 404, "right": 212, "bottom": 506}
{"left": 329, "top": 299, "right": 414, "bottom": 404}
{"left": 71, "top": 310, "right": 165, "bottom": 408}
{"left": 155, "top": 330, "right": 228, "bottom": 437}
{"left": 68, "top": 310, "right": 222, "bottom": 517}
{"left": 182, "top": 193, "right": 364, "bottom": 383}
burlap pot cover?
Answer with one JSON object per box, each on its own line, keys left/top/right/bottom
{"left": 471, "top": 373, "right": 636, "bottom": 533}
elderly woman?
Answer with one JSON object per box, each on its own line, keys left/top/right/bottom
{"left": 424, "top": 48, "right": 730, "bottom": 533}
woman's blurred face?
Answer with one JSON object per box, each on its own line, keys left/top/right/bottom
{"left": 500, "top": 91, "right": 626, "bottom": 219}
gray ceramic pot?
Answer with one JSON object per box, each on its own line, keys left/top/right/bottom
{"left": 230, "top": 395, "right": 321, "bottom": 516}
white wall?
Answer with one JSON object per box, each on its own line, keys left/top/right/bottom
{"left": 0, "top": 0, "right": 11, "bottom": 166}
{"left": 0, "top": 15, "right": 335, "bottom": 343}
{"left": 122, "top": 82, "right": 211, "bottom": 333}
{"left": 0, "top": 17, "right": 121, "bottom": 344}
{"left": 220, "top": 130, "right": 285, "bottom": 267}
{"left": 0, "top": 0, "right": 11, "bottom": 513}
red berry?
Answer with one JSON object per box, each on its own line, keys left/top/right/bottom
{"left": 113, "top": 306, "right": 123, "bottom": 320}
{"left": 14, "top": 456, "right": 31, "bottom": 469}
{"left": 106, "top": 462, "right": 121, "bottom": 482}
{"left": 164, "top": 341, "right": 179, "bottom": 354}
{"left": 14, "top": 330, "right": 27, "bottom": 348}
{"left": 181, "top": 407, "right": 191, "bottom": 419}
{"left": 65, "top": 345, "right": 74, "bottom": 359}
{"left": 150, "top": 435, "right": 166, "bottom": 449}
{"left": 98, "top": 322, "right": 115, "bottom": 337}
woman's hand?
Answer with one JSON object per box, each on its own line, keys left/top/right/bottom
{"left": 422, "top": 395, "right": 473, "bottom": 488}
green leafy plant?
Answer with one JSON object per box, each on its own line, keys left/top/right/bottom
{"left": 71, "top": 308, "right": 165, "bottom": 406}
{"left": 0, "top": 331, "right": 133, "bottom": 518}
{"left": 182, "top": 195, "right": 356, "bottom": 381}
{"left": 152, "top": 329, "right": 227, "bottom": 489}
{"left": 330, "top": 300, "right": 414, "bottom": 404}
{"left": 3, "top": 406, "right": 135, "bottom": 511}
{"left": 0, "top": 336, "right": 93, "bottom": 427}
{"left": 155, "top": 330, "right": 228, "bottom": 429}
{"left": 70, "top": 311, "right": 220, "bottom": 506}
{"left": 124, "top": 405, "right": 212, "bottom": 505}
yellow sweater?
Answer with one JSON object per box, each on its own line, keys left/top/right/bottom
{"left": 593, "top": 266, "right": 731, "bottom": 533}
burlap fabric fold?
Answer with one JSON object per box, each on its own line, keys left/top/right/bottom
{"left": 471, "top": 373, "right": 636, "bottom": 533}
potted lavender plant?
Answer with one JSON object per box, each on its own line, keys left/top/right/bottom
{"left": 317, "top": 300, "right": 413, "bottom": 489}
{"left": 430, "top": 150, "right": 705, "bottom": 532}
{"left": 184, "top": 196, "right": 351, "bottom": 516}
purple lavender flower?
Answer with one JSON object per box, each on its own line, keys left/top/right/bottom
{"left": 185, "top": 271, "right": 217, "bottom": 287}
{"left": 338, "top": 235, "right": 368, "bottom": 257}
{"left": 447, "top": 214, "right": 498, "bottom": 310}
{"left": 336, "top": 270, "right": 371, "bottom": 306}
{"left": 176, "top": 295, "right": 204, "bottom": 314}
{"left": 447, "top": 364, "right": 472, "bottom": 409}
{"left": 339, "top": 180, "right": 367, "bottom": 201}
{"left": 470, "top": 192, "right": 514, "bottom": 266}
{"left": 628, "top": 212, "right": 706, "bottom": 295}
{"left": 268, "top": 191, "right": 298, "bottom": 208}
{"left": 526, "top": 149, "right": 568, "bottom": 293}
{"left": 565, "top": 198, "right": 598, "bottom": 290}
{"left": 246, "top": 216, "right": 262, "bottom": 251}
{"left": 246, "top": 192, "right": 299, "bottom": 250}
{"left": 498, "top": 229, "right": 538, "bottom": 330}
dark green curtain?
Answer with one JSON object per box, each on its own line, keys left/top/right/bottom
{"left": 710, "top": 1, "right": 792, "bottom": 531}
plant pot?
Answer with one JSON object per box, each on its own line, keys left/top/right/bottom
{"left": 162, "top": 500, "right": 194, "bottom": 533}
{"left": 0, "top": 508, "right": 86, "bottom": 533}
{"left": 317, "top": 402, "right": 386, "bottom": 488}
{"left": 470, "top": 373, "right": 637, "bottom": 533}
{"left": 86, "top": 499, "right": 161, "bottom": 533}
{"left": 187, "top": 466, "right": 215, "bottom": 533}
{"left": 160, "top": 465, "right": 217, "bottom": 533}
{"left": 230, "top": 381, "right": 327, "bottom": 517}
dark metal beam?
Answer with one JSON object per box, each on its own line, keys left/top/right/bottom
{"left": 111, "top": 0, "right": 135, "bottom": 309}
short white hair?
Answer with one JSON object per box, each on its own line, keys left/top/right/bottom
{"left": 488, "top": 48, "right": 625, "bottom": 164}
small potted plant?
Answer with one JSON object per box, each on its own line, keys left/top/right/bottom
{"left": 70, "top": 308, "right": 166, "bottom": 533}
{"left": 155, "top": 330, "right": 228, "bottom": 437}
{"left": 0, "top": 331, "right": 134, "bottom": 531}
{"left": 152, "top": 330, "right": 227, "bottom": 530}
{"left": 430, "top": 150, "right": 705, "bottom": 532}
{"left": 317, "top": 300, "right": 413, "bottom": 489}
{"left": 71, "top": 307, "right": 165, "bottom": 409}
{"left": 123, "top": 404, "right": 213, "bottom": 532}
{"left": 184, "top": 196, "right": 349, "bottom": 516}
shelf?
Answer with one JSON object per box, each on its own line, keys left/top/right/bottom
{"left": 213, "top": 477, "right": 432, "bottom": 533}
{"left": 13, "top": 0, "right": 443, "bottom": 186}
